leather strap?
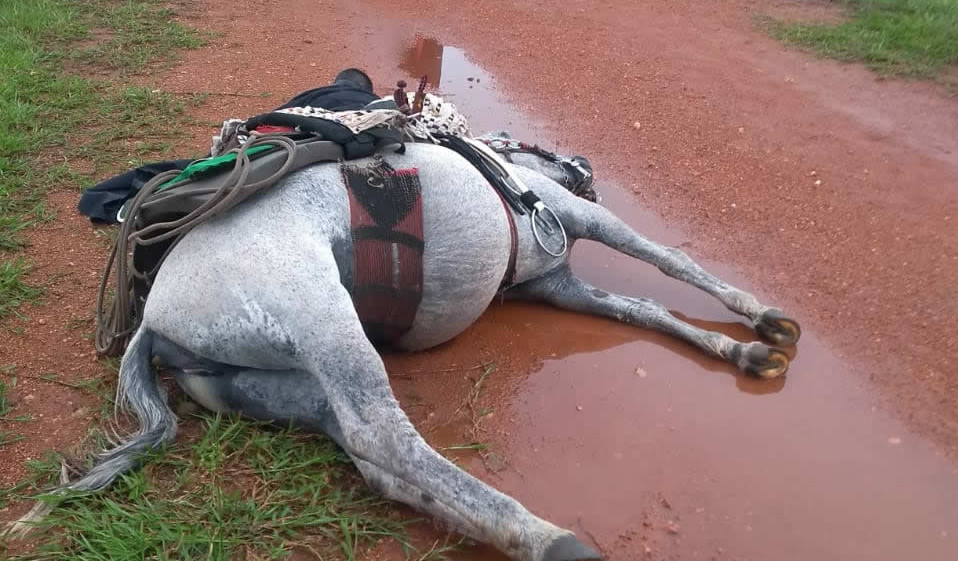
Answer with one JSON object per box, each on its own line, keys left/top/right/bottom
{"left": 494, "top": 191, "right": 519, "bottom": 291}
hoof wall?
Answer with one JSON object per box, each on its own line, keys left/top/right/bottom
{"left": 756, "top": 308, "right": 802, "bottom": 346}
{"left": 742, "top": 345, "right": 790, "bottom": 379}
{"left": 542, "top": 534, "right": 603, "bottom": 561}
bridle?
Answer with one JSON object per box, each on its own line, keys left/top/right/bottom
{"left": 477, "top": 137, "right": 596, "bottom": 203}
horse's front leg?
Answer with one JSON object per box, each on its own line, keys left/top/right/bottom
{"left": 562, "top": 202, "right": 801, "bottom": 346}
{"left": 513, "top": 265, "right": 789, "bottom": 378}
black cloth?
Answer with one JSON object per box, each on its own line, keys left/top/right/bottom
{"left": 78, "top": 82, "right": 381, "bottom": 223}
{"left": 276, "top": 81, "right": 379, "bottom": 112}
{"left": 77, "top": 159, "right": 193, "bottom": 223}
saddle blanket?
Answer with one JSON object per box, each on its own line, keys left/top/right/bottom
{"left": 341, "top": 158, "right": 425, "bottom": 345}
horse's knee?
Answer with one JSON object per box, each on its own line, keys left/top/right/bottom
{"left": 622, "top": 297, "right": 669, "bottom": 327}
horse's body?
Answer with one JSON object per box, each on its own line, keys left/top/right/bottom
{"left": 50, "top": 138, "right": 800, "bottom": 561}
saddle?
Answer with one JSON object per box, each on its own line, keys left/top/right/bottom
{"left": 96, "top": 88, "right": 588, "bottom": 357}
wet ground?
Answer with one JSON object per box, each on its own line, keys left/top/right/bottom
{"left": 3, "top": 0, "right": 957, "bottom": 560}
{"left": 379, "top": 35, "right": 958, "bottom": 561}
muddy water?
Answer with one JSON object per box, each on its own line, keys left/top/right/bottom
{"left": 386, "top": 36, "right": 958, "bottom": 561}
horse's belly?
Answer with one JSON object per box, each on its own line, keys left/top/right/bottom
{"left": 383, "top": 152, "right": 512, "bottom": 351}
{"left": 146, "top": 143, "right": 514, "bottom": 356}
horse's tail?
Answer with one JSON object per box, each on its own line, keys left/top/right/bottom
{"left": 67, "top": 328, "right": 178, "bottom": 492}
{"left": 4, "top": 328, "right": 177, "bottom": 538}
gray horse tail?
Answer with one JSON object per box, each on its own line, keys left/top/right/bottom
{"left": 66, "top": 328, "right": 178, "bottom": 492}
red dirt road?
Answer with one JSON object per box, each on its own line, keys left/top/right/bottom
{"left": 2, "top": 0, "right": 958, "bottom": 560}
{"left": 348, "top": 0, "right": 958, "bottom": 450}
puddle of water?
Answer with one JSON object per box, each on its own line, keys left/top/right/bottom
{"left": 392, "top": 34, "right": 958, "bottom": 561}
{"left": 399, "top": 34, "right": 555, "bottom": 142}
{"left": 399, "top": 33, "right": 445, "bottom": 88}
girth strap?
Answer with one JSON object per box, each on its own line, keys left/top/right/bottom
{"left": 496, "top": 192, "right": 519, "bottom": 291}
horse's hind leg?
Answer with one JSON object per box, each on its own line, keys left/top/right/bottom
{"left": 242, "top": 273, "right": 595, "bottom": 561}
{"left": 300, "top": 334, "right": 599, "bottom": 561}
{"left": 564, "top": 203, "right": 801, "bottom": 346}
{"left": 345, "top": 456, "right": 599, "bottom": 561}
{"left": 145, "top": 229, "right": 598, "bottom": 561}
{"left": 164, "top": 330, "right": 599, "bottom": 560}
{"left": 514, "top": 265, "right": 789, "bottom": 378}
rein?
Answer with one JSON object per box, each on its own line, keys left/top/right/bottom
{"left": 477, "top": 137, "right": 595, "bottom": 202}
{"left": 448, "top": 136, "right": 569, "bottom": 259}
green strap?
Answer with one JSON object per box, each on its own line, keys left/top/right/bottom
{"left": 157, "top": 144, "right": 276, "bottom": 192}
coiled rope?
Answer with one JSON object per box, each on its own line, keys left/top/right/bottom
{"left": 94, "top": 135, "right": 299, "bottom": 356}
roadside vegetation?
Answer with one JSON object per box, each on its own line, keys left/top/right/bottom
{"left": 3, "top": 414, "right": 430, "bottom": 561}
{"left": 0, "top": 0, "right": 200, "bottom": 312}
{"left": 0, "top": 1, "right": 457, "bottom": 559}
{"left": 763, "top": 0, "right": 958, "bottom": 80}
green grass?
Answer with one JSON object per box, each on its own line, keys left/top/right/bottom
{"left": 0, "top": 259, "right": 43, "bottom": 318}
{"left": 0, "top": 0, "right": 204, "bottom": 317}
{"left": 0, "top": 414, "right": 419, "bottom": 561}
{"left": 0, "top": 373, "right": 455, "bottom": 559}
{"left": 0, "top": 377, "right": 28, "bottom": 447}
{"left": 68, "top": 1, "right": 206, "bottom": 72}
{"left": 763, "top": 0, "right": 958, "bottom": 79}
{"left": 0, "top": 379, "right": 10, "bottom": 417}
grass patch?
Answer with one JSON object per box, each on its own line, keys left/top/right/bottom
{"left": 0, "top": 379, "right": 10, "bottom": 417}
{"left": 0, "top": 414, "right": 415, "bottom": 560}
{"left": 762, "top": 0, "right": 958, "bottom": 79}
{"left": 68, "top": 1, "right": 207, "bottom": 73}
{"left": 0, "top": 0, "right": 204, "bottom": 316}
{"left": 0, "top": 377, "right": 28, "bottom": 447}
{"left": 0, "top": 259, "right": 43, "bottom": 318}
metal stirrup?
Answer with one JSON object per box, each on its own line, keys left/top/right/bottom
{"left": 531, "top": 205, "right": 568, "bottom": 257}
{"left": 463, "top": 138, "right": 568, "bottom": 257}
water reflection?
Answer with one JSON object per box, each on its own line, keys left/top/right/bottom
{"left": 399, "top": 33, "right": 444, "bottom": 87}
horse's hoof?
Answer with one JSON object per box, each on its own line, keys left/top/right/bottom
{"left": 542, "top": 534, "right": 603, "bottom": 561}
{"left": 755, "top": 308, "right": 801, "bottom": 346}
{"left": 742, "top": 344, "right": 790, "bottom": 379}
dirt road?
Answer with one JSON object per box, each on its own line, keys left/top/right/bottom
{"left": 3, "top": 0, "right": 957, "bottom": 560}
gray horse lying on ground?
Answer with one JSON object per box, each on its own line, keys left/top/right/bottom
{"left": 33, "top": 132, "right": 799, "bottom": 560}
